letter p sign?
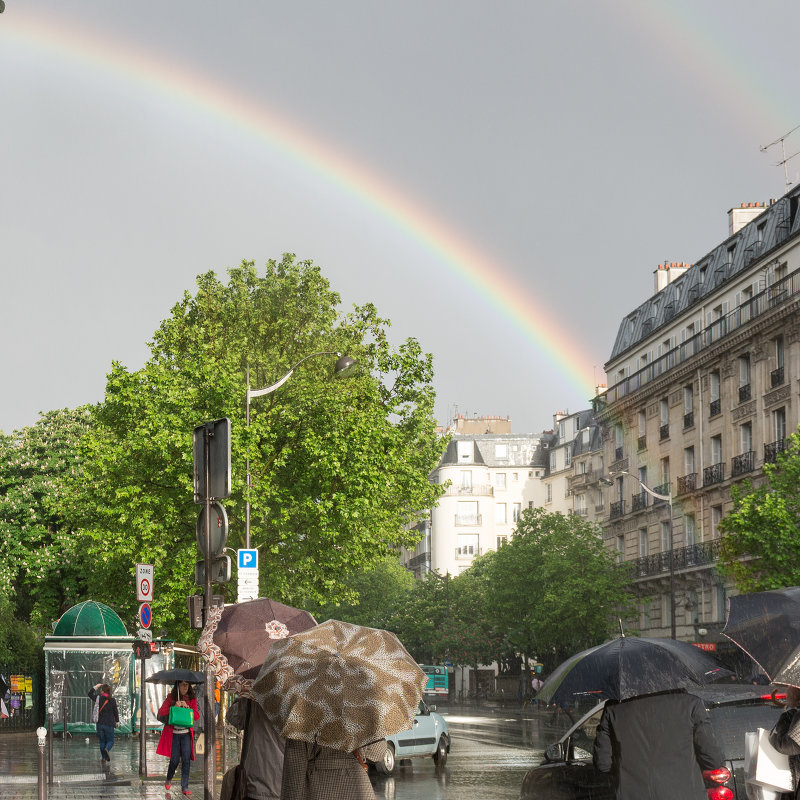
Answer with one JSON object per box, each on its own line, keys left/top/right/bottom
{"left": 238, "top": 549, "right": 258, "bottom": 570}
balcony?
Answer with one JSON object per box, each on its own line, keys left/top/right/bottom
{"left": 739, "top": 384, "right": 752, "bottom": 403}
{"left": 684, "top": 411, "right": 694, "bottom": 429}
{"left": 568, "top": 470, "right": 594, "bottom": 490}
{"left": 454, "top": 514, "right": 482, "bottom": 526}
{"left": 571, "top": 508, "right": 589, "bottom": 517}
{"left": 652, "top": 483, "right": 670, "bottom": 505}
{"left": 765, "top": 439, "right": 788, "bottom": 464}
{"left": 610, "top": 500, "right": 626, "bottom": 520}
{"left": 703, "top": 462, "right": 725, "bottom": 487}
{"left": 631, "top": 491, "right": 648, "bottom": 512}
{"left": 615, "top": 446, "right": 624, "bottom": 461}
{"left": 771, "top": 366, "right": 785, "bottom": 388}
{"left": 629, "top": 539, "right": 722, "bottom": 578}
{"left": 677, "top": 473, "right": 698, "bottom": 495}
{"left": 445, "top": 484, "right": 494, "bottom": 497}
{"left": 660, "top": 423, "right": 669, "bottom": 441}
{"left": 455, "top": 546, "right": 481, "bottom": 560}
{"left": 731, "top": 451, "right": 755, "bottom": 477}
{"left": 709, "top": 398, "right": 721, "bottom": 417}
{"left": 638, "top": 435, "right": 647, "bottom": 451}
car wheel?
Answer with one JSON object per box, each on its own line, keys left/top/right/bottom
{"left": 433, "top": 735, "right": 448, "bottom": 766}
{"left": 376, "top": 742, "right": 395, "bottom": 776}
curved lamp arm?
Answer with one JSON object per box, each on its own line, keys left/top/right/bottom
{"left": 605, "top": 470, "right": 671, "bottom": 505}
{"left": 248, "top": 351, "right": 356, "bottom": 400}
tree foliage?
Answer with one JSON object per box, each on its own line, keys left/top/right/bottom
{"left": 718, "top": 431, "right": 800, "bottom": 592}
{"left": 487, "top": 508, "right": 634, "bottom": 670}
{"left": 70, "top": 257, "right": 445, "bottom": 641}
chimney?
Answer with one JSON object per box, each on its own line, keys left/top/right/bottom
{"left": 728, "top": 201, "right": 767, "bottom": 235}
{"left": 654, "top": 261, "right": 691, "bottom": 293}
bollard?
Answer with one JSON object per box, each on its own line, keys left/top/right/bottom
{"left": 36, "top": 726, "right": 48, "bottom": 800}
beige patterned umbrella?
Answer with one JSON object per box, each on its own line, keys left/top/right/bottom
{"left": 250, "top": 619, "right": 426, "bottom": 752}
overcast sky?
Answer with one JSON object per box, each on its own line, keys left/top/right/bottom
{"left": 2, "top": 1, "right": 799, "bottom": 436}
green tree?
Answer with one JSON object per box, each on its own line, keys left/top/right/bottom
{"left": 72, "top": 257, "right": 445, "bottom": 641}
{"left": 718, "top": 430, "right": 800, "bottom": 591}
{"left": 0, "top": 407, "right": 93, "bottom": 664}
{"left": 487, "top": 507, "right": 634, "bottom": 670}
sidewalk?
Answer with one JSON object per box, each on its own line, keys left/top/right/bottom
{"left": 0, "top": 728, "right": 242, "bottom": 800}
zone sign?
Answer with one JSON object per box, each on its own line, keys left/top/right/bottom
{"left": 136, "top": 563, "right": 154, "bottom": 602}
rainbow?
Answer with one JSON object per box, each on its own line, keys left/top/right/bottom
{"left": 2, "top": 9, "right": 598, "bottom": 401}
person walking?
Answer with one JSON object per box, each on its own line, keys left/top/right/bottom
{"left": 769, "top": 684, "right": 800, "bottom": 799}
{"left": 593, "top": 688, "right": 725, "bottom": 800}
{"left": 227, "top": 696, "right": 285, "bottom": 800}
{"left": 156, "top": 679, "right": 200, "bottom": 796}
{"left": 87, "top": 683, "right": 119, "bottom": 763}
{"left": 280, "top": 738, "right": 386, "bottom": 800}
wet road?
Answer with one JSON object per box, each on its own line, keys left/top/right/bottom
{"left": 372, "top": 706, "right": 571, "bottom": 800}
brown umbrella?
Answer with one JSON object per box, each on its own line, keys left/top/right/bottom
{"left": 250, "top": 619, "right": 427, "bottom": 752}
{"left": 198, "top": 598, "right": 316, "bottom": 695}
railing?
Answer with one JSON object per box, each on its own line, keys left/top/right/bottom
{"left": 407, "top": 552, "right": 429, "bottom": 568}
{"left": 615, "top": 446, "right": 623, "bottom": 461}
{"left": 444, "top": 484, "right": 494, "bottom": 497}
{"left": 677, "top": 472, "right": 698, "bottom": 494}
{"left": 455, "top": 546, "right": 480, "bottom": 559}
{"left": 710, "top": 398, "right": 721, "bottom": 417}
{"left": 771, "top": 366, "right": 785, "bottom": 387}
{"left": 652, "top": 483, "right": 671, "bottom": 504}
{"left": 571, "top": 508, "right": 589, "bottom": 517}
{"left": 607, "top": 267, "right": 800, "bottom": 404}
{"left": 454, "top": 514, "right": 482, "bottom": 526}
{"left": 631, "top": 491, "right": 648, "bottom": 512}
{"left": 610, "top": 500, "right": 625, "bottom": 520}
{"left": 660, "top": 423, "right": 669, "bottom": 440}
{"left": 739, "top": 384, "right": 752, "bottom": 403}
{"left": 638, "top": 435, "right": 647, "bottom": 451}
{"left": 703, "top": 462, "right": 725, "bottom": 486}
{"left": 684, "top": 411, "right": 694, "bottom": 429}
{"left": 765, "top": 439, "right": 788, "bottom": 463}
{"left": 732, "top": 451, "right": 755, "bottom": 477}
{"left": 630, "top": 540, "right": 722, "bottom": 578}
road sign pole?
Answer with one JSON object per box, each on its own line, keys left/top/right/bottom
{"left": 139, "top": 647, "right": 147, "bottom": 777}
{"left": 202, "top": 425, "right": 216, "bottom": 800}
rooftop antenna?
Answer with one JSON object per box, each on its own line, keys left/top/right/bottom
{"left": 761, "top": 124, "right": 800, "bottom": 192}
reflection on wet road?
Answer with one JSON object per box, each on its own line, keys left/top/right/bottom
{"left": 372, "top": 706, "right": 572, "bottom": 800}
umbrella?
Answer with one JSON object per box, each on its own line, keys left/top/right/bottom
{"left": 536, "top": 636, "right": 732, "bottom": 705}
{"left": 250, "top": 619, "right": 427, "bottom": 752}
{"left": 723, "top": 587, "right": 800, "bottom": 685}
{"left": 146, "top": 668, "right": 206, "bottom": 685}
{"left": 198, "top": 598, "right": 317, "bottom": 695}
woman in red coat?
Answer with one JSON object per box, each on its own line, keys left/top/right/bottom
{"left": 156, "top": 680, "right": 199, "bottom": 796}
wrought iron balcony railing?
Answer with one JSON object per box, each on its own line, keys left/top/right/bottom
{"left": 709, "top": 398, "right": 721, "bottom": 417}
{"left": 684, "top": 411, "right": 694, "bottom": 429}
{"left": 731, "top": 451, "right": 755, "bottom": 477}
{"left": 677, "top": 472, "right": 698, "bottom": 495}
{"left": 771, "top": 366, "right": 785, "bottom": 388}
{"left": 629, "top": 540, "right": 722, "bottom": 578}
{"left": 703, "top": 462, "right": 725, "bottom": 486}
{"left": 631, "top": 491, "right": 649, "bottom": 512}
{"left": 610, "top": 500, "right": 625, "bottom": 520}
{"left": 764, "top": 439, "right": 788, "bottom": 464}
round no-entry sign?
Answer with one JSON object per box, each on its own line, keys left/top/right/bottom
{"left": 139, "top": 602, "right": 152, "bottom": 629}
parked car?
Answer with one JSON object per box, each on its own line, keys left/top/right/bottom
{"left": 371, "top": 699, "right": 450, "bottom": 775}
{"left": 520, "top": 685, "right": 785, "bottom": 800}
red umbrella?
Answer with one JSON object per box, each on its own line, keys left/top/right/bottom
{"left": 198, "top": 598, "right": 316, "bottom": 695}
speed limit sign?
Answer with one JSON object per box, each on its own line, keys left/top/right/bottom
{"left": 136, "top": 563, "right": 154, "bottom": 602}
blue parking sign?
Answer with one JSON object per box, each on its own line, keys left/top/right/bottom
{"left": 238, "top": 549, "right": 258, "bottom": 570}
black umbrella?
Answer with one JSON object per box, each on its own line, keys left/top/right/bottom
{"left": 723, "top": 587, "right": 800, "bottom": 685}
{"left": 537, "top": 636, "right": 732, "bottom": 705}
{"left": 146, "top": 668, "right": 205, "bottom": 685}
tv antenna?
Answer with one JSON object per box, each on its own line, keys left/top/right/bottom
{"left": 761, "top": 124, "right": 800, "bottom": 192}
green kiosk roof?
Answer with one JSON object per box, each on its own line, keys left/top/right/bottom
{"left": 53, "top": 600, "right": 129, "bottom": 637}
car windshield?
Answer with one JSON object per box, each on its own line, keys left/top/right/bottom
{"left": 708, "top": 704, "right": 782, "bottom": 760}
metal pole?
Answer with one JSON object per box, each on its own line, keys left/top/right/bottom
{"left": 246, "top": 366, "right": 250, "bottom": 550}
{"left": 203, "top": 425, "right": 216, "bottom": 800}
{"left": 668, "top": 498, "right": 676, "bottom": 640}
{"left": 139, "top": 650, "right": 147, "bottom": 776}
{"left": 47, "top": 708, "right": 53, "bottom": 785}
{"left": 36, "top": 727, "right": 47, "bottom": 800}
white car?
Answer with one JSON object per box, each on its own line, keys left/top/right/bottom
{"left": 373, "top": 700, "right": 450, "bottom": 775}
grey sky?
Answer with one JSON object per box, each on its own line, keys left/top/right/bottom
{"left": 2, "top": 1, "right": 798, "bottom": 435}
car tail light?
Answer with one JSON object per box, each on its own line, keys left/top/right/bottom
{"left": 706, "top": 787, "right": 733, "bottom": 800}
{"left": 703, "top": 767, "right": 731, "bottom": 784}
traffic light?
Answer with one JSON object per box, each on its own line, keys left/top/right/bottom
{"left": 132, "top": 640, "right": 152, "bottom": 660}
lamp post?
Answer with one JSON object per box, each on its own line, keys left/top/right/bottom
{"left": 245, "top": 352, "right": 357, "bottom": 548}
{"left": 602, "top": 470, "right": 676, "bottom": 640}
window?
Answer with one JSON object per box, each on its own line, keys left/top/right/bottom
{"left": 549, "top": 452, "right": 557, "bottom": 471}
{"left": 739, "top": 354, "right": 751, "bottom": 401}
{"left": 711, "top": 435, "right": 722, "bottom": 465}
{"left": 661, "top": 521, "right": 671, "bottom": 553}
{"left": 638, "top": 410, "right": 646, "bottom": 437}
{"left": 495, "top": 443, "right": 508, "bottom": 460}
{"left": 496, "top": 473, "right": 507, "bottom": 490}
{"left": 660, "top": 457, "right": 670, "bottom": 487}
{"left": 616, "top": 535, "right": 625, "bottom": 564}
{"left": 512, "top": 472, "right": 518, "bottom": 481}
{"left": 685, "top": 514, "right": 696, "bottom": 547}
{"left": 565, "top": 448, "right": 572, "bottom": 468}
{"left": 495, "top": 503, "right": 507, "bottom": 524}
{"left": 711, "top": 505, "right": 723, "bottom": 540}
{"left": 638, "top": 528, "right": 648, "bottom": 557}
{"left": 456, "top": 501, "right": 479, "bottom": 525}
{"left": 457, "top": 440, "right": 473, "bottom": 462}
{"left": 496, "top": 535, "right": 507, "bottom": 549}
{"left": 460, "top": 470, "right": 472, "bottom": 490}
{"left": 776, "top": 336, "right": 785, "bottom": 369}
{"left": 775, "top": 407, "right": 787, "bottom": 441}
{"left": 741, "top": 422, "right": 753, "bottom": 454}
{"left": 457, "top": 533, "right": 479, "bottom": 556}
{"left": 710, "top": 371, "right": 720, "bottom": 401}
{"left": 684, "top": 446, "right": 695, "bottom": 474}
{"left": 512, "top": 502, "right": 521, "bottom": 522}
{"left": 545, "top": 484, "right": 552, "bottom": 503}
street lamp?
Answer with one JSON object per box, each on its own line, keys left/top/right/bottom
{"left": 601, "top": 470, "right": 676, "bottom": 639}
{"left": 245, "top": 352, "right": 357, "bottom": 548}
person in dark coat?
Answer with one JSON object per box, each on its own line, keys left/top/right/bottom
{"left": 769, "top": 684, "right": 800, "bottom": 799}
{"left": 593, "top": 689, "right": 725, "bottom": 800}
{"left": 228, "top": 697, "right": 285, "bottom": 800}
{"left": 88, "top": 683, "right": 119, "bottom": 762}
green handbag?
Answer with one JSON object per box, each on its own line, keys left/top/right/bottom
{"left": 168, "top": 705, "right": 194, "bottom": 728}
